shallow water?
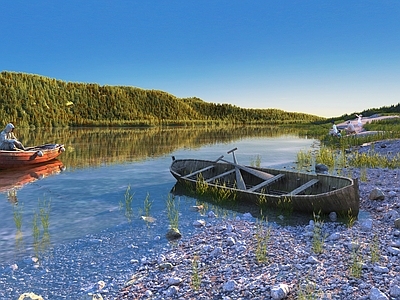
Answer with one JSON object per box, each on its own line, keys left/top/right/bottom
{"left": 0, "top": 128, "right": 314, "bottom": 262}
{"left": 0, "top": 128, "right": 318, "bottom": 298}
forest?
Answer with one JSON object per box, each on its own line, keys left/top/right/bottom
{"left": 0, "top": 71, "right": 325, "bottom": 128}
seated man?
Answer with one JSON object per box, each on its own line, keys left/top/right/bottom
{"left": 345, "top": 121, "right": 356, "bottom": 135}
{"left": 0, "top": 123, "right": 25, "bottom": 150}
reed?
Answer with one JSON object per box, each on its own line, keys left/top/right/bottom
{"left": 311, "top": 213, "right": 325, "bottom": 254}
{"left": 349, "top": 247, "right": 363, "bottom": 278}
{"left": 315, "top": 146, "right": 335, "bottom": 169}
{"left": 120, "top": 185, "right": 135, "bottom": 222}
{"left": 39, "top": 198, "right": 51, "bottom": 233}
{"left": 191, "top": 254, "right": 202, "bottom": 290}
{"left": 370, "top": 233, "right": 380, "bottom": 264}
{"left": 195, "top": 173, "right": 209, "bottom": 195}
{"left": 297, "top": 278, "right": 319, "bottom": 300}
{"left": 254, "top": 216, "right": 271, "bottom": 263}
{"left": 345, "top": 209, "right": 357, "bottom": 228}
{"left": 12, "top": 204, "right": 23, "bottom": 232}
{"left": 141, "top": 192, "right": 153, "bottom": 217}
{"left": 277, "top": 196, "right": 293, "bottom": 216}
{"left": 32, "top": 211, "right": 41, "bottom": 255}
{"left": 166, "top": 193, "right": 180, "bottom": 230}
{"left": 250, "top": 155, "right": 262, "bottom": 168}
{"left": 296, "top": 149, "right": 313, "bottom": 168}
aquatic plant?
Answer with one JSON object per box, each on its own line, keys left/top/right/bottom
{"left": 13, "top": 204, "right": 23, "bottom": 232}
{"left": 311, "top": 213, "right": 325, "bottom": 254}
{"left": 370, "top": 234, "right": 380, "bottom": 264}
{"left": 349, "top": 247, "right": 363, "bottom": 279}
{"left": 191, "top": 254, "right": 202, "bottom": 290}
{"left": 277, "top": 196, "right": 293, "bottom": 216}
{"left": 250, "top": 155, "right": 262, "bottom": 168}
{"left": 254, "top": 216, "right": 271, "bottom": 264}
{"left": 296, "top": 149, "right": 313, "bottom": 168}
{"left": 166, "top": 193, "right": 180, "bottom": 230}
{"left": 141, "top": 192, "right": 153, "bottom": 218}
{"left": 120, "top": 185, "right": 135, "bottom": 222}
{"left": 195, "top": 173, "right": 208, "bottom": 195}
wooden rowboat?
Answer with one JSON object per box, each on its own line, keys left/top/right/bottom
{"left": 0, "top": 143, "right": 65, "bottom": 170}
{"left": 170, "top": 148, "right": 359, "bottom": 216}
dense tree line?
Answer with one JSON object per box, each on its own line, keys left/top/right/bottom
{"left": 0, "top": 71, "right": 325, "bottom": 128}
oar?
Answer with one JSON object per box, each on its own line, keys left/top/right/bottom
{"left": 226, "top": 148, "right": 247, "bottom": 189}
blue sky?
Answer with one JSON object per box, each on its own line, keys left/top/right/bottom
{"left": 1, "top": 1, "right": 400, "bottom": 118}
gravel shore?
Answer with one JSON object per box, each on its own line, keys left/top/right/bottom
{"left": 1, "top": 139, "right": 399, "bottom": 300}
{"left": 116, "top": 139, "right": 400, "bottom": 300}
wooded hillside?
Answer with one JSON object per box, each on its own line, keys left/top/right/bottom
{"left": 0, "top": 71, "right": 324, "bottom": 128}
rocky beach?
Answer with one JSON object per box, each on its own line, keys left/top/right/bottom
{"left": 2, "top": 138, "right": 399, "bottom": 300}
{"left": 116, "top": 139, "right": 400, "bottom": 300}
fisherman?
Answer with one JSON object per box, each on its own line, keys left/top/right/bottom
{"left": 0, "top": 123, "right": 25, "bottom": 150}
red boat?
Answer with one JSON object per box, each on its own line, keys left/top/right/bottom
{"left": 0, "top": 143, "right": 65, "bottom": 170}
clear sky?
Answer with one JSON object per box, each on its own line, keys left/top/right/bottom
{"left": 1, "top": 1, "right": 400, "bottom": 118}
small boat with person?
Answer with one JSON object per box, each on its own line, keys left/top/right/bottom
{"left": 170, "top": 148, "right": 359, "bottom": 216}
{"left": 0, "top": 143, "right": 65, "bottom": 170}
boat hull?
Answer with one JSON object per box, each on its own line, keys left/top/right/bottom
{"left": 170, "top": 158, "right": 360, "bottom": 216}
{"left": 0, "top": 144, "right": 65, "bottom": 169}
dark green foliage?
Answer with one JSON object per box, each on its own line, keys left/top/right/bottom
{"left": 0, "top": 71, "right": 324, "bottom": 128}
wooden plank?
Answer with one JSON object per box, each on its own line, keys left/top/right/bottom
{"left": 182, "top": 165, "right": 214, "bottom": 179}
{"left": 247, "top": 174, "right": 285, "bottom": 192}
{"left": 220, "top": 158, "right": 274, "bottom": 180}
{"left": 235, "top": 167, "right": 246, "bottom": 190}
{"left": 205, "top": 169, "right": 235, "bottom": 183}
{"left": 286, "top": 179, "right": 319, "bottom": 196}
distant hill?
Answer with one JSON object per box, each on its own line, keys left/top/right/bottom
{"left": 0, "top": 71, "right": 360, "bottom": 128}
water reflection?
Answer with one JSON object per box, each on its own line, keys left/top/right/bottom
{"left": 16, "top": 125, "right": 305, "bottom": 169}
{"left": 0, "top": 159, "right": 65, "bottom": 203}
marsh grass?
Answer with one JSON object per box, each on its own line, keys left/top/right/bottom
{"left": 296, "top": 150, "right": 313, "bottom": 168}
{"left": 250, "top": 155, "right": 262, "bottom": 168}
{"left": 311, "top": 213, "right": 325, "bottom": 254}
{"left": 254, "top": 216, "right": 271, "bottom": 263}
{"left": 277, "top": 196, "right": 293, "bottom": 216}
{"left": 166, "top": 193, "right": 180, "bottom": 230}
{"left": 348, "top": 150, "right": 400, "bottom": 169}
{"left": 141, "top": 192, "right": 153, "bottom": 217}
{"left": 370, "top": 234, "right": 380, "bottom": 264}
{"left": 297, "top": 278, "right": 319, "bottom": 300}
{"left": 13, "top": 204, "right": 24, "bottom": 251}
{"left": 345, "top": 209, "right": 357, "bottom": 228}
{"left": 195, "top": 174, "right": 209, "bottom": 195}
{"left": 191, "top": 254, "right": 202, "bottom": 290}
{"left": 13, "top": 204, "right": 23, "bottom": 231}
{"left": 32, "top": 197, "right": 52, "bottom": 256}
{"left": 120, "top": 185, "right": 135, "bottom": 222}
{"left": 32, "top": 211, "right": 41, "bottom": 255}
{"left": 349, "top": 247, "right": 363, "bottom": 278}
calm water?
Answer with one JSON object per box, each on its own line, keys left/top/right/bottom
{"left": 0, "top": 126, "right": 317, "bottom": 264}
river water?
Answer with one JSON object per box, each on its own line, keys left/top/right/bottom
{"left": 0, "top": 126, "right": 317, "bottom": 298}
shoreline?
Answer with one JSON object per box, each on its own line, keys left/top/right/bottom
{"left": 116, "top": 140, "right": 400, "bottom": 300}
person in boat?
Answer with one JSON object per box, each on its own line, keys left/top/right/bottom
{"left": 345, "top": 120, "right": 356, "bottom": 135}
{"left": 0, "top": 123, "right": 25, "bottom": 151}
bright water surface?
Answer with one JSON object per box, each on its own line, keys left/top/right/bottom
{"left": 0, "top": 127, "right": 318, "bottom": 265}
